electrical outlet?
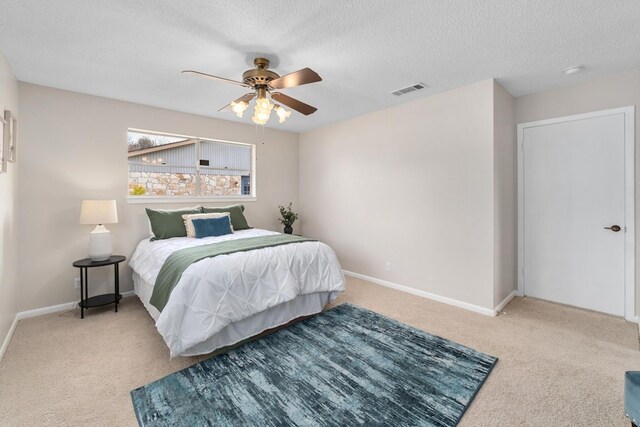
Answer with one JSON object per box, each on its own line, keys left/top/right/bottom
{"left": 74, "top": 278, "right": 81, "bottom": 289}
{"left": 385, "top": 262, "right": 391, "bottom": 272}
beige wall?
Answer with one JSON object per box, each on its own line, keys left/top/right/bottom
{"left": 515, "top": 70, "right": 640, "bottom": 312}
{"left": 299, "top": 80, "right": 501, "bottom": 310}
{"left": 13, "top": 69, "right": 637, "bottom": 318}
{"left": 493, "top": 81, "right": 516, "bottom": 306}
{"left": 0, "top": 52, "right": 19, "bottom": 343}
{"left": 17, "top": 83, "right": 299, "bottom": 311}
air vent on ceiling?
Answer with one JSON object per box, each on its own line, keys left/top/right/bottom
{"left": 391, "top": 83, "right": 428, "bottom": 96}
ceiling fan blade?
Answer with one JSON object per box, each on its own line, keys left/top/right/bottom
{"left": 234, "top": 93, "right": 256, "bottom": 103}
{"left": 218, "top": 93, "right": 256, "bottom": 113}
{"left": 271, "top": 92, "right": 317, "bottom": 115}
{"left": 182, "top": 70, "right": 250, "bottom": 88}
{"left": 268, "top": 68, "right": 322, "bottom": 89}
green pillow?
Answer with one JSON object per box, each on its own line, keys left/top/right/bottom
{"left": 201, "top": 205, "right": 251, "bottom": 230}
{"left": 146, "top": 207, "right": 202, "bottom": 240}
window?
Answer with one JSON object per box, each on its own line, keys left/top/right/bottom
{"left": 127, "top": 130, "right": 254, "bottom": 200}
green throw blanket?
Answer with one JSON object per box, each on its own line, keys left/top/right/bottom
{"left": 150, "top": 234, "right": 317, "bottom": 312}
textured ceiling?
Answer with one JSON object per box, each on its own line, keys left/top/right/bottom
{"left": 1, "top": 0, "right": 639, "bottom": 132}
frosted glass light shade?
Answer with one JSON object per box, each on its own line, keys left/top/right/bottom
{"left": 256, "top": 97, "right": 273, "bottom": 111}
{"left": 231, "top": 101, "right": 249, "bottom": 117}
{"left": 275, "top": 105, "right": 292, "bottom": 123}
{"left": 79, "top": 200, "right": 118, "bottom": 225}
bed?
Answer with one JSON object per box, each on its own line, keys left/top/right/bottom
{"left": 130, "top": 227, "right": 345, "bottom": 357}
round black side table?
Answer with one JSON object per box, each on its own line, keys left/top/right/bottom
{"left": 72, "top": 255, "right": 126, "bottom": 319}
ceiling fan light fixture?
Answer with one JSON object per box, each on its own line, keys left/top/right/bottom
{"left": 275, "top": 104, "right": 292, "bottom": 123}
{"left": 184, "top": 57, "right": 321, "bottom": 126}
{"left": 231, "top": 100, "right": 249, "bottom": 117}
{"left": 252, "top": 93, "right": 275, "bottom": 125}
{"left": 256, "top": 96, "right": 273, "bottom": 112}
{"left": 252, "top": 105, "right": 271, "bottom": 125}
{"left": 252, "top": 110, "right": 271, "bottom": 125}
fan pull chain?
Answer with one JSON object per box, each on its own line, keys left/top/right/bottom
{"left": 254, "top": 123, "right": 266, "bottom": 144}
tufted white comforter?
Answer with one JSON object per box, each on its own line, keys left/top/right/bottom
{"left": 130, "top": 229, "right": 345, "bottom": 357}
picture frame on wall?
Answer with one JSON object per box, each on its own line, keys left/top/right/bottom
{"left": 4, "top": 110, "right": 16, "bottom": 163}
{"left": 0, "top": 113, "right": 7, "bottom": 174}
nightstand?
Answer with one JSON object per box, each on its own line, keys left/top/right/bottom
{"left": 72, "top": 255, "right": 126, "bottom": 319}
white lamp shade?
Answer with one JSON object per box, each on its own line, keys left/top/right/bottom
{"left": 79, "top": 200, "right": 118, "bottom": 225}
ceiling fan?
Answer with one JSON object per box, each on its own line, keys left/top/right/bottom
{"left": 182, "top": 57, "right": 322, "bottom": 125}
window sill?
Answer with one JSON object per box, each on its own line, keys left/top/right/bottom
{"left": 127, "top": 196, "right": 257, "bottom": 204}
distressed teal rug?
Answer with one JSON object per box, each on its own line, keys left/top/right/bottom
{"left": 131, "top": 303, "right": 497, "bottom": 426}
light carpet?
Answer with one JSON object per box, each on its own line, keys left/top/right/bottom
{"left": 0, "top": 276, "right": 639, "bottom": 426}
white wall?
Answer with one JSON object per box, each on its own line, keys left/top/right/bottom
{"left": 300, "top": 80, "right": 502, "bottom": 310}
{"left": 515, "top": 70, "right": 640, "bottom": 311}
{"left": 17, "top": 83, "right": 299, "bottom": 312}
{"left": 493, "top": 81, "right": 516, "bottom": 306}
{"left": 0, "top": 52, "right": 19, "bottom": 345}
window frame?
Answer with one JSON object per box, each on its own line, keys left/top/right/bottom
{"left": 126, "top": 128, "right": 257, "bottom": 204}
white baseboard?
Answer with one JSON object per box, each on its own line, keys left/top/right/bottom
{"left": 342, "top": 270, "right": 505, "bottom": 317}
{"left": 494, "top": 291, "right": 517, "bottom": 314}
{"left": 16, "top": 300, "right": 78, "bottom": 321}
{"left": 0, "top": 291, "right": 135, "bottom": 363}
{"left": 16, "top": 290, "right": 135, "bottom": 320}
{"left": 0, "top": 316, "right": 19, "bottom": 363}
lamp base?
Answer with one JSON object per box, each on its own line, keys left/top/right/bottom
{"left": 88, "top": 225, "right": 113, "bottom": 261}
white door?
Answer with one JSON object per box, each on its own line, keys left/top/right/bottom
{"left": 519, "top": 108, "right": 634, "bottom": 317}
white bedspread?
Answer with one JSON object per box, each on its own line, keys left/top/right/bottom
{"left": 130, "top": 229, "right": 345, "bottom": 357}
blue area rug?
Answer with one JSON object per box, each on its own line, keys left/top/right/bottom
{"left": 131, "top": 303, "right": 497, "bottom": 426}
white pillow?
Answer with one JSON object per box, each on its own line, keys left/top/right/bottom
{"left": 182, "top": 212, "right": 232, "bottom": 238}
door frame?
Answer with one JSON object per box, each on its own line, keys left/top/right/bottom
{"left": 517, "top": 106, "right": 636, "bottom": 321}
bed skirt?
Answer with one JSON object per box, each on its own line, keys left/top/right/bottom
{"left": 133, "top": 272, "right": 340, "bottom": 356}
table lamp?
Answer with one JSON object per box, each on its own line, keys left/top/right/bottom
{"left": 79, "top": 200, "right": 118, "bottom": 261}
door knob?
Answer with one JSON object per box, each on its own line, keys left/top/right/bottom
{"left": 604, "top": 225, "right": 621, "bottom": 232}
